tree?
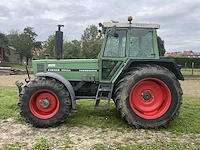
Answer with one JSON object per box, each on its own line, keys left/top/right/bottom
{"left": 7, "top": 30, "right": 22, "bottom": 63}
{"left": 0, "top": 32, "right": 9, "bottom": 62}
{"left": 43, "top": 35, "right": 55, "bottom": 58}
{"left": 81, "top": 25, "right": 103, "bottom": 58}
{"left": 32, "top": 41, "right": 42, "bottom": 59}
{"left": 63, "top": 40, "right": 82, "bottom": 59}
{"left": 157, "top": 36, "right": 166, "bottom": 56}
{"left": 23, "top": 27, "right": 38, "bottom": 64}
{"left": 24, "top": 27, "right": 37, "bottom": 41}
{"left": 0, "top": 32, "right": 9, "bottom": 51}
{"left": 7, "top": 27, "right": 38, "bottom": 64}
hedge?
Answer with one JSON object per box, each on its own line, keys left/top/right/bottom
{"left": 162, "top": 57, "right": 200, "bottom": 68}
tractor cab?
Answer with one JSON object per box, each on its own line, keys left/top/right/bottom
{"left": 99, "top": 16, "right": 160, "bottom": 82}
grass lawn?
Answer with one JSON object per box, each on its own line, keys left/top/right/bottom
{"left": 181, "top": 68, "right": 200, "bottom": 76}
{"left": 0, "top": 86, "right": 200, "bottom": 134}
{"left": 0, "top": 86, "right": 200, "bottom": 150}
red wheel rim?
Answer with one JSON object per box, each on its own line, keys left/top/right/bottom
{"left": 29, "top": 90, "right": 60, "bottom": 119}
{"left": 129, "top": 78, "right": 171, "bottom": 119}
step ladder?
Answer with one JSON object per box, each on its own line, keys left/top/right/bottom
{"left": 95, "top": 83, "right": 113, "bottom": 109}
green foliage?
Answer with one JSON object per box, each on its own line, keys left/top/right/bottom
{"left": 0, "top": 32, "right": 9, "bottom": 62}
{"left": 23, "top": 27, "right": 37, "bottom": 41}
{"left": 164, "top": 57, "right": 200, "bottom": 68}
{"left": 44, "top": 25, "right": 103, "bottom": 59}
{"left": 159, "top": 97, "right": 200, "bottom": 134}
{"left": 0, "top": 87, "right": 21, "bottom": 120}
{"left": 157, "top": 36, "right": 165, "bottom": 56}
{"left": 81, "top": 25, "right": 103, "bottom": 58}
{"left": 3, "top": 142, "right": 28, "bottom": 150}
{"left": 63, "top": 140, "right": 73, "bottom": 149}
{"left": 67, "top": 98, "right": 200, "bottom": 134}
{"left": 43, "top": 35, "right": 55, "bottom": 58}
{"left": 113, "top": 140, "right": 191, "bottom": 150}
{"left": 32, "top": 138, "right": 50, "bottom": 150}
{"left": 7, "top": 27, "right": 39, "bottom": 64}
{"left": 32, "top": 41, "right": 42, "bottom": 59}
{"left": 63, "top": 40, "right": 82, "bottom": 58}
{"left": 66, "top": 99, "right": 131, "bottom": 131}
{"left": 0, "top": 32, "right": 9, "bottom": 51}
{"left": 181, "top": 68, "right": 200, "bottom": 76}
{"left": 91, "top": 143, "right": 109, "bottom": 150}
{"left": 177, "top": 54, "right": 187, "bottom": 58}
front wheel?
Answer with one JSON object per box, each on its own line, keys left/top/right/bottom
{"left": 114, "top": 64, "right": 183, "bottom": 129}
{"left": 19, "top": 77, "right": 72, "bottom": 127}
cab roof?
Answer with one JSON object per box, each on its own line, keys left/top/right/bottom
{"left": 103, "top": 22, "right": 160, "bottom": 29}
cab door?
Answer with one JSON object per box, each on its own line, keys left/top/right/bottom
{"left": 99, "top": 29, "right": 128, "bottom": 82}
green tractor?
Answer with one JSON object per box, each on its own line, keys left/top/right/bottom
{"left": 16, "top": 16, "right": 183, "bottom": 129}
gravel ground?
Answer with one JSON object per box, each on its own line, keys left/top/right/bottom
{"left": 0, "top": 118, "right": 199, "bottom": 150}
{"left": 0, "top": 75, "right": 199, "bottom": 98}
{"left": 0, "top": 75, "right": 34, "bottom": 87}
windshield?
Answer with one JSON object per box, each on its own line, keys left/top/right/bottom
{"left": 103, "top": 30, "right": 126, "bottom": 57}
{"left": 129, "top": 28, "right": 155, "bottom": 58}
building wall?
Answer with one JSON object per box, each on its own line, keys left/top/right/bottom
{"left": 4, "top": 48, "right": 20, "bottom": 64}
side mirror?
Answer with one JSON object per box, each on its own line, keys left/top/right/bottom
{"left": 109, "top": 25, "right": 118, "bottom": 37}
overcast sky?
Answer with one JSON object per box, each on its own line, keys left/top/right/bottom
{"left": 0, "top": 0, "right": 200, "bottom": 52}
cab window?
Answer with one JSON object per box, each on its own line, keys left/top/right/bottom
{"left": 103, "top": 30, "right": 126, "bottom": 57}
{"left": 129, "top": 28, "right": 155, "bottom": 58}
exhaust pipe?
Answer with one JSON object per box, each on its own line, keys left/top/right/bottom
{"left": 55, "top": 25, "right": 64, "bottom": 59}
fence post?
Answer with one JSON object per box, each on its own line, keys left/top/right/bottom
{"left": 191, "top": 62, "right": 194, "bottom": 75}
{"left": 185, "top": 62, "right": 187, "bottom": 71}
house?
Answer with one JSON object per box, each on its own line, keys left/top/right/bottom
{"left": 183, "top": 50, "right": 200, "bottom": 58}
{"left": 164, "top": 51, "right": 182, "bottom": 57}
{"left": 4, "top": 46, "right": 20, "bottom": 64}
{"left": 165, "top": 50, "right": 200, "bottom": 58}
{"left": 32, "top": 47, "right": 46, "bottom": 59}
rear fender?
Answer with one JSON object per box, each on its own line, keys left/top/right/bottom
{"left": 123, "top": 59, "right": 184, "bottom": 80}
{"left": 36, "top": 72, "right": 76, "bottom": 109}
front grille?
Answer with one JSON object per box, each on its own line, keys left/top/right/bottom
{"left": 37, "top": 63, "right": 45, "bottom": 72}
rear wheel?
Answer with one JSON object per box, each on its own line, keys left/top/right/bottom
{"left": 114, "top": 64, "right": 183, "bottom": 128}
{"left": 19, "top": 77, "right": 71, "bottom": 127}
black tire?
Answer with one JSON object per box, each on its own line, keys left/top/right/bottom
{"left": 114, "top": 64, "right": 183, "bottom": 129}
{"left": 18, "top": 77, "right": 72, "bottom": 128}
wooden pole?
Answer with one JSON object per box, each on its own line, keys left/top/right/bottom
{"left": 191, "top": 62, "right": 194, "bottom": 75}
{"left": 185, "top": 62, "right": 187, "bottom": 71}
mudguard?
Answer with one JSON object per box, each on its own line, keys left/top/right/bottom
{"left": 123, "top": 59, "right": 184, "bottom": 80}
{"left": 36, "top": 72, "right": 76, "bottom": 109}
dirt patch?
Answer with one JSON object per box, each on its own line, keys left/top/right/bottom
{"left": 0, "top": 118, "right": 199, "bottom": 150}
{"left": 180, "top": 80, "right": 200, "bottom": 98}
{"left": 0, "top": 75, "right": 34, "bottom": 87}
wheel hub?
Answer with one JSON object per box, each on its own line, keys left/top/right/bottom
{"left": 40, "top": 98, "right": 50, "bottom": 108}
{"left": 142, "top": 91, "right": 152, "bottom": 101}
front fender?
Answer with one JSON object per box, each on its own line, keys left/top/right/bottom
{"left": 36, "top": 72, "right": 76, "bottom": 109}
